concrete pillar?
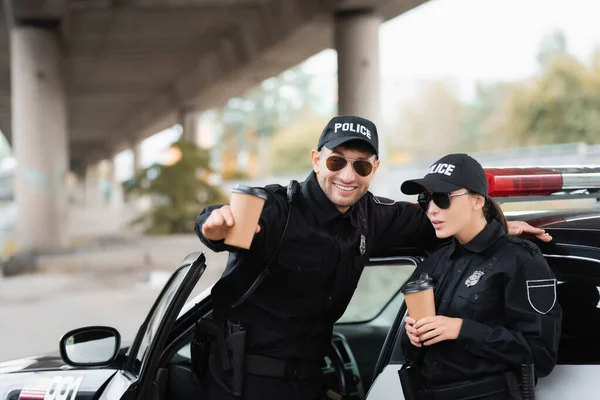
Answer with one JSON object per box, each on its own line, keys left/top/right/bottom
{"left": 335, "top": 8, "right": 382, "bottom": 129}
{"left": 11, "top": 25, "right": 68, "bottom": 253}
{"left": 132, "top": 140, "right": 144, "bottom": 172}
{"left": 334, "top": 9, "right": 388, "bottom": 194}
{"left": 179, "top": 109, "right": 200, "bottom": 144}
{"left": 108, "top": 157, "right": 124, "bottom": 209}
{"left": 85, "top": 162, "right": 102, "bottom": 207}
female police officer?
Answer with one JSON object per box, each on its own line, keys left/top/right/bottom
{"left": 400, "top": 153, "right": 562, "bottom": 399}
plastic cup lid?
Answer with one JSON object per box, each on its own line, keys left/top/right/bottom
{"left": 401, "top": 275, "right": 435, "bottom": 294}
{"left": 231, "top": 184, "right": 268, "bottom": 200}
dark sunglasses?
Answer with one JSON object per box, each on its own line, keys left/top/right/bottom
{"left": 326, "top": 155, "right": 374, "bottom": 177}
{"left": 417, "top": 191, "right": 471, "bottom": 212}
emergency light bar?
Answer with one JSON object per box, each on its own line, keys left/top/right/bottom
{"left": 484, "top": 167, "right": 600, "bottom": 198}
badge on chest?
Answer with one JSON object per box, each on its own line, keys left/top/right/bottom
{"left": 465, "top": 271, "right": 485, "bottom": 287}
{"left": 359, "top": 234, "right": 366, "bottom": 255}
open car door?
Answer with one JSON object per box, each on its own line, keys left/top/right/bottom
{"left": 99, "top": 252, "right": 207, "bottom": 400}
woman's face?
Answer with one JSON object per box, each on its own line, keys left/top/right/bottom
{"left": 422, "top": 188, "right": 485, "bottom": 243}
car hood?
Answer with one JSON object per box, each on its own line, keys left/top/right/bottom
{"left": 0, "top": 354, "right": 67, "bottom": 374}
{"left": 0, "top": 355, "right": 120, "bottom": 400}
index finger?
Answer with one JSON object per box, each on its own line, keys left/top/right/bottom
{"left": 414, "top": 316, "right": 436, "bottom": 329}
{"left": 537, "top": 232, "right": 553, "bottom": 242}
{"left": 219, "top": 205, "right": 235, "bottom": 226}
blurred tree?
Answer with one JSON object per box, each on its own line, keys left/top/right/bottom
{"left": 213, "top": 66, "right": 321, "bottom": 176}
{"left": 462, "top": 82, "right": 522, "bottom": 151}
{"left": 391, "top": 80, "right": 466, "bottom": 160}
{"left": 505, "top": 34, "right": 600, "bottom": 145}
{"left": 464, "top": 30, "right": 600, "bottom": 148}
{"left": 537, "top": 30, "right": 569, "bottom": 69}
{"left": 269, "top": 114, "right": 330, "bottom": 173}
{"left": 123, "top": 139, "right": 228, "bottom": 234}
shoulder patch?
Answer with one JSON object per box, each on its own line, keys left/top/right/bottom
{"left": 372, "top": 195, "right": 395, "bottom": 206}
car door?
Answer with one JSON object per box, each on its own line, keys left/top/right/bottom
{"left": 98, "top": 252, "right": 207, "bottom": 400}
{"left": 334, "top": 255, "right": 421, "bottom": 394}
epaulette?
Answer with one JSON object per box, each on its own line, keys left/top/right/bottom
{"left": 506, "top": 235, "right": 542, "bottom": 254}
{"left": 261, "top": 183, "right": 287, "bottom": 208}
{"left": 371, "top": 195, "right": 395, "bottom": 206}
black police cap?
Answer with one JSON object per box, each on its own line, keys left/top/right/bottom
{"left": 317, "top": 115, "right": 378, "bottom": 157}
{"left": 401, "top": 153, "right": 488, "bottom": 197}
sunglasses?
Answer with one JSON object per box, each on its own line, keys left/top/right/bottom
{"left": 417, "top": 191, "right": 471, "bottom": 212}
{"left": 325, "top": 155, "right": 374, "bottom": 177}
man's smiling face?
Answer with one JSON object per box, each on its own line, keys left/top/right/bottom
{"left": 311, "top": 145, "right": 379, "bottom": 213}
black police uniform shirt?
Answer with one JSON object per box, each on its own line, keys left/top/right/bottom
{"left": 401, "top": 220, "right": 562, "bottom": 386}
{"left": 195, "top": 171, "right": 439, "bottom": 362}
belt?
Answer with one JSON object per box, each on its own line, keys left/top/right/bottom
{"left": 425, "top": 372, "right": 520, "bottom": 400}
{"left": 245, "top": 354, "right": 322, "bottom": 381}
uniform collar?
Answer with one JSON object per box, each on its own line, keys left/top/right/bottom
{"left": 448, "top": 220, "right": 505, "bottom": 256}
{"left": 302, "top": 171, "right": 357, "bottom": 225}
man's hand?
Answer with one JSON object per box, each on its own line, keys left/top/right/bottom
{"left": 507, "top": 221, "right": 552, "bottom": 242}
{"left": 405, "top": 316, "right": 422, "bottom": 348}
{"left": 414, "top": 316, "right": 463, "bottom": 346}
{"left": 201, "top": 205, "right": 261, "bottom": 241}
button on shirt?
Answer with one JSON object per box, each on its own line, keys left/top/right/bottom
{"left": 402, "top": 221, "right": 562, "bottom": 386}
{"left": 196, "top": 172, "right": 438, "bottom": 361}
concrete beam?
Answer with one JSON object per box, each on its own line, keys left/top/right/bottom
{"left": 113, "top": 0, "right": 336, "bottom": 147}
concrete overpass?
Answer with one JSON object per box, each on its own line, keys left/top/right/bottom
{"left": 0, "top": 0, "right": 428, "bottom": 254}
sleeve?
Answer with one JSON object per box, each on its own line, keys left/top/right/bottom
{"left": 194, "top": 191, "right": 289, "bottom": 255}
{"left": 456, "top": 257, "right": 562, "bottom": 378}
{"left": 194, "top": 204, "right": 229, "bottom": 252}
{"left": 371, "top": 201, "right": 441, "bottom": 254}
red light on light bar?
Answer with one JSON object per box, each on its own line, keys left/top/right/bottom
{"left": 485, "top": 168, "right": 563, "bottom": 197}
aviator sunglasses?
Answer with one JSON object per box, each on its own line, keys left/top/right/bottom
{"left": 325, "top": 155, "right": 374, "bottom": 177}
{"left": 417, "top": 191, "right": 471, "bottom": 212}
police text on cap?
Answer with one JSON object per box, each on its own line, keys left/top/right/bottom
{"left": 334, "top": 122, "right": 372, "bottom": 140}
{"left": 428, "top": 163, "right": 455, "bottom": 176}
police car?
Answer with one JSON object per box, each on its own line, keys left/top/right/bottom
{"left": 0, "top": 167, "right": 599, "bottom": 400}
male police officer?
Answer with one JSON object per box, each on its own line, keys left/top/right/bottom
{"left": 195, "top": 115, "right": 551, "bottom": 400}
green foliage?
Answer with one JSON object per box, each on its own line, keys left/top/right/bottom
{"left": 506, "top": 54, "right": 600, "bottom": 145}
{"left": 124, "top": 139, "right": 228, "bottom": 234}
{"left": 390, "top": 80, "right": 467, "bottom": 159}
{"left": 463, "top": 30, "right": 600, "bottom": 149}
{"left": 204, "top": 64, "right": 329, "bottom": 175}
{"left": 269, "top": 114, "right": 329, "bottom": 173}
{"left": 462, "top": 82, "right": 519, "bottom": 151}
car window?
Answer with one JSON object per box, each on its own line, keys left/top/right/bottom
{"left": 132, "top": 263, "right": 191, "bottom": 374}
{"left": 337, "top": 260, "right": 416, "bottom": 324}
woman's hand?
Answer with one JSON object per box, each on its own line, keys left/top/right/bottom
{"left": 405, "top": 316, "right": 422, "bottom": 348}
{"left": 404, "top": 317, "right": 421, "bottom": 347}
{"left": 414, "top": 316, "right": 463, "bottom": 346}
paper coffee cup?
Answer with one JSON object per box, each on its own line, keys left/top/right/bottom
{"left": 401, "top": 277, "right": 436, "bottom": 321}
{"left": 224, "top": 185, "right": 268, "bottom": 249}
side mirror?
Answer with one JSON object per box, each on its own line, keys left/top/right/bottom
{"left": 59, "top": 326, "right": 121, "bottom": 367}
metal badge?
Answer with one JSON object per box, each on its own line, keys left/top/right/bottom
{"left": 465, "top": 271, "right": 485, "bottom": 287}
{"left": 359, "top": 234, "right": 366, "bottom": 255}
